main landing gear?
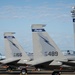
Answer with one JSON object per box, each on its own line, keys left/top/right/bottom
{"left": 20, "top": 68, "right": 27, "bottom": 75}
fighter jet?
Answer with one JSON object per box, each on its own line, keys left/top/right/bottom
{"left": 1, "top": 32, "right": 53, "bottom": 74}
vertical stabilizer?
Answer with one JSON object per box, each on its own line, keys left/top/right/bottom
{"left": 71, "top": 6, "right": 75, "bottom": 49}
{"left": 4, "top": 32, "right": 30, "bottom": 60}
{"left": 31, "top": 24, "right": 65, "bottom": 60}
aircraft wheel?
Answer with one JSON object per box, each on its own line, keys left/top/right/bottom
{"left": 7, "top": 67, "right": 12, "bottom": 72}
{"left": 20, "top": 68, "right": 27, "bottom": 75}
{"left": 37, "top": 68, "right": 41, "bottom": 71}
{"left": 52, "top": 71, "right": 60, "bottom": 75}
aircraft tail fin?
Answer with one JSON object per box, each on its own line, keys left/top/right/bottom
{"left": 4, "top": 32, "right": 30, "bottom": 60}
{"left": 71, "top": 6, "right": 75, "bottom": 49}
{"left": 31, "top": 24, "right": 65, "bottom": 60}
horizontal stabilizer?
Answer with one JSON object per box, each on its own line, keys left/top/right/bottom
{"left": 0, "top": 58, "right": 20, "bottom": 65}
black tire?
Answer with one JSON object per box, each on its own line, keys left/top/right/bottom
{"left": 21, "top": 68, "right": 27, "bottom": 75}
{"left": 52, "top": 71, "right": 60, "bottom": 75}
{"left": 7, "top": 67, "right": 12, "bottom": 72}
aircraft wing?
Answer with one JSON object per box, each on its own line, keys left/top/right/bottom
{"left": 26, "top": 58, "right": 53, "bottom": 66}
{"left": 61, "top": 61, "right": 75, "bottom": 67}
{"left": 33, "top": 60, "right": 53, "bottom": 66}
{"left": 0, "top": 58, "right": 20, "bottom": 65}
